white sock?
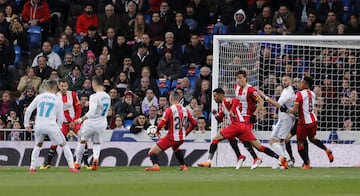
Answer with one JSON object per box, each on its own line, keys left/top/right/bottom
{"left": 62, "top": 144, "right": 75, "bottom": 169}
{"left": 92, "top": 144, "right": 101, "bottom": 161}
{"left": 271, "top": 142, "right": 284, "bottom": 157}
{"left": 75, "top": 143, "right": 85, "bottom": 164}
{"left": 30, "top": 146, "right": 41, "bottom": 170}
{"left": 280, "top": 142, "right": 288, "bottom": 159}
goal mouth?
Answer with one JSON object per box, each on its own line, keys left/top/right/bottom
{"left": 212, "top": 35, "right": 360, "bottom": 136}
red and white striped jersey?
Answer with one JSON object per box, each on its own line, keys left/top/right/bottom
{"left": 56, "top": 91, "right": 81, "bottom": 123}
{"left": 295, "top": 90, "right": 318, "bottom": 124}
{"left": 158, "top": 104, "right": 196, "bottom": 141}
{"left": 216, "top": 98, "right": 245, "bottom": 123}
{"left": 234, "top": 84, "right": 259, "bottom": 116}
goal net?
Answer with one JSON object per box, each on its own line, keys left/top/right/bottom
{"left": 212, "top": 35, "right": 360, "bottom": 143}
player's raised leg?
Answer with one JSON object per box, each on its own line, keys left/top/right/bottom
{"left": 145, "top": 144, "right": 163, "bottom": 171}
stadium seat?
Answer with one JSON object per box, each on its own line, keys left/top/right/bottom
{"left": 188, "top": 76, "right": 198, "bottom": 89}
{"left": 27, "top": 26, "right": 42, "bottom": 49}
{"left": 171, "top": 79, "right": 182, "bottom": 90}
{"left": 14, "top": 45, "right": 21, "bottom": 68}
{"left": 156, "top": 78, "right": 171, "bottom": 95}
{"left": 213, "top": 25, "right": 227, "bottom": 35}
{"left": 123, "top": 120, "right": 133, "bottom": 130}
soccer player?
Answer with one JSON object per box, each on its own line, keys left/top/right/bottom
{"left": 258, "top": 75, "right": 296, "bottom": 168}
{"left": 24, "top": 80, "right": 79, "bottom": 173}
{"left": 74, "top": 76, "right": 111, "bottom": 171}
{"left": 234, "top": 70, "right": 265, "bottom": 169}
{"left": 282, "top": 76, "right": 334, "bottom": 169}
{"left": 198, "top": 88, "right": 288, "bottom": 169}
{"left": 145, "top": 91, "right": 197, "bottom": 171}
{"left": 40, "top": 79, "right": 91, "bottom": 169}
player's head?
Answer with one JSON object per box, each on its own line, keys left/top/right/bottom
{"left": 58, "top": 79, "right": 68, "bottom": 94}
{"left": 281, "top": 74, "right": 292, "bottom": 88}
{"left": 212, "top": 88, "right": 225, "bottom": 103}
{"left": 300, "top": 76, "right": 313, "bottom": 90}
{"left": 236, "top": 69, "right": 247, "bottom": 87}
{"left": 92, "top": 76, "right": 104, "bottom": 91}
{"left": 169, "top": 90, "right": 181, "bottom": 104}
{"left": 47, "top": 80, "right": 58, "bottom": 92}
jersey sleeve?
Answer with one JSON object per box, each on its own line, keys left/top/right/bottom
{"left": 72, "top": 91, "right": 82, "bottom": 120}
{"left": 248, "top": 86, "right": 260, "bottom": 101}
{"left": 23, "top": 96, "right": 38, "bottom": 126}
{"left": 294, "top": 92, "right": 302, "bottom": 104}
{"left": 157, "top": 108, "right": 171, "bottom": 131}
{"left": 85, "top": 95, "right": 98, "bottom": 119}
{"left": 185, "top": 109, "right": 197, "bottom": 135}
{"left": 278, "top": 92, "right": 290, "bottom": 106}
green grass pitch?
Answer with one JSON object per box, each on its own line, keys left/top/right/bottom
{"left": 1, "top": 167, "right": 360, "bottom": 196}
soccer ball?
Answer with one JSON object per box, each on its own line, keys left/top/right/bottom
{"left": 146, "top": 125, "right": 157, "bottom": 138}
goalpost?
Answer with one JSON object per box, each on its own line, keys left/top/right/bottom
{"left": 211, "top": 35, "right": 360, "bottom": 167}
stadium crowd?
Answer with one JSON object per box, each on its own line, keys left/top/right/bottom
{"left": 0, "top": 0, "right": 359, "bottom": 141}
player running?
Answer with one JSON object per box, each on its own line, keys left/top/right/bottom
{"left": 198, "top": 88, "right": 288, "bottom": 169}
{"left": 40, "top": 79, "right": 91, "bottom": 170}
{"left": 74, "top": 76, "right": 111, "bottom": 171}
{"left": 24, "top": 80, "right": 79, "bottom": 173}
{"left": 258, "top": 75, "right": 296, "bottom": 168}
{"left": 145, "top": 91, "right": 197, "bottom": 171}
{"left": 282, "top": 76, "right": 334, "bottom": 169}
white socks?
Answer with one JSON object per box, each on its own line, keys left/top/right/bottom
{"left": 62, "top": 144, "right": 75, "bottom": 169}
{"left": 30, "top": 146, "right": 41, "bottom": 170}
{"left": 75, "top": 143, "right": 85, "bottom": 164}
{"left": 92, "top": 144, "right": 100, "bottom": 161}
{"left": 271, "top": 142, "right": 284, "bottom": 157}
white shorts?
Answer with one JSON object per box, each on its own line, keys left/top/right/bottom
{"left": 79, "top": 120, "right": 107, "bottom": 143}
{"left": 34, "top": 124, "right": 66, "bottom": 145}
{"left": 271, "top": 116, "right": 295, "bottom": 140}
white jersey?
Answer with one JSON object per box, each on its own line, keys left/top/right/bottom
{"left": 85, "top": 91, "right": 111, "bottom": 124}
{"left": 277, "top": 85, "right": 296, "bottom": 119}
{"left": 24, "top": 92, "right": 64, "bottom": 128}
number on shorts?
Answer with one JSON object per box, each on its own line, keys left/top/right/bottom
{"left": 102, "top": 103, "right": 109, "bottom": 116}
{"left": 39, "top": 102, "right": 54, "bottom": 117}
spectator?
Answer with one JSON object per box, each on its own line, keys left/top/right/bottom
{"left": 63, "top": 24, "right": 78, "bottom": 45}
{"left": 147, "top": 105, "right": 160, "bottom": 126}
{"left": 79, "top": 94, "right": 89, "bottom": 116}
{"left": 294, "top": 0, "right": 317, "bottom": 33}
{"left": 321, "top": 75, "right": 338, "bottom": 104}
{"left": 337, "top": 23, "right": 346, "bottom": 35}
{"left": 21, "top": 0, "right": 50, "bottom": 40}
{"left": 138, "top": 33, "right": 158, "bottom": 59}
{"left": 253, "top": 6, "right": 273, "bottom": 34}
{"left": 97, "top": 53, "right": 114, "bottom": 80}
{"left": 58, "top": 53, "right": 76, "bottom": 78}
{"left": 195, "top": 66, "right": 212, "bottom": 90}
{"left": 53, "top": 33, "right": 73, "bottom": 61}
{"left": 8, "top": 18, "right": 28, "bottom": 51}
{"left": 33, "top": 55, "right": 52, "bottom": 81}
{"left": 0, "top": 32, "right": 15, "bottom": 91}
{"left": 148, "top": 12, "right": 167, "bottom": 47}
{"left": 0, "top": 91, "right": 17, "bottom": 116}
{"left": 159, "top": 1, "right": 174, "bottom": 24}
{"left": 76, "top": 2, "right": 99, "bottom": 38}
{"left": 192, "top": 105, "right": 204, "bottom": 120}
{"left": 184, "top": 4, "right": 199, "bottom": 33}
{"left": 82, "top": 25, "right": 104, "bottom": 57}
{"left": 185, "top": 97, "right": 199, "bottom": 117}
{"left": 65, "top": 65, "right": 85, "bottom": 91}
{"left": 180, "top": 77, "right": 194, "bottom": 102}
{"left": 76, "top": 78, "right": 94, "bottom": 98}
{"left": 175, "top": 87, "right": 189, "bottom": 107}
{"left": 194, "top": 116, "right": 210, "bottom": 133}
{"left": 9, "top": 120, "right": 21, "bottom": 141}
{"left": 115, "top": 71, "right": 130, "bottom": 97}
{"left": 338, "top": 117, "right": 355, "bottom": 131}
{"left": 130, "top": 113, "right": 150, "bottom": 134}
{"left": 71, "top": 43, "right": 86, "bottom": 68}
{"left": 183, "top": 33, "right": 206, "bottom": 69}
{"left": 322, "top": 11, "right": 340, "bottom": 35}
{"left": 103, "top": 27, "right": 116, "bottom": 50}
{"left": 157, "top": 94, "right": 169, "bottom": 115}
{"left": 157, "top": 48, "right": 182, "bottom": 81}
{"left": 18, "top": 85, "right": 36, "bottom": 111}
{"left": 193, "top": 0, "right": 210, "bottom": 32}
{"left": 0, "top": 11, "right": 10, "bottom": 37}
{"left": 318, "top": 0, "right": 343, "bottom": 23}
{"left": 112, "top": 35, "right": 132, "bottom": 70}
{"left": 141, "top": 88, "right": 158, "bottom": 115}
{"left": 193, "top": 79, "right": 211, "bottom": 114}
{"left": 131, "top": 42, "right": 158, "bottom": 79}
{"left": 39, "top": 69, "right": 59, "bottom": 94}
{"left": 247, "top": 0, "right": 268, "bottom": 23}
{"left": 122, "top": 57, "right": 137, "bottom": 84}
{"left": 227, "top": 9, "right": 249, "bottom": 34}
{"left": 98, "top": 4, "right": 123, "bottom": 37}
{"left": 129, "top": 13, "right": 148, "bottom": 42}
{"left": 31, "top": 41, "right": 62, "bottom": 70}
{"left": 132, "top": 66, "right": 160, "bottom": 97}
{"left": 168, "top": 12, "right": 190, "bottom": 46}
{"left": 302, "top": 10, "right": 318, "bottom": 35}
{"left": 107, "top": 106, "right": 116, "bottom": 129}
{"left": 82, "top": 50, "right": 96, "bottom": 78}
{"left": 118, "top": 90, "right": 138, "bottom": 120}
{"left": 4, "top": 5, "right": 17, "bottom": 23}
{"left": 157, "top": 31, "right": 182, "bottom": 61}
{"left": 312, "top": 21, "right": 323, "bottom": 35}
{"left": 17, "top": 67, "right": 41, "bottom": 94}
{"left": 346, "top": 13, "right": 360, "bottom": 34}
{"left": 120, "top": 0, "right": 138, "bottom": 40}
{"left": 114, "top": 114, "right": 126, "bottom": 130}
{"left": 272, "top": 4, "right": 296, "bottom": 35}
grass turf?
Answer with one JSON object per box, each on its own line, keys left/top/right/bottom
{"left": 0, "top": 167, "right": 359, "bottom": 196}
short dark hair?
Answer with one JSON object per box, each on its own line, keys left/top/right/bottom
{"left": 236, "top": 70, "right": 247, "bottom": 78}
{"left": 213, "top": 88, "right": 225, "bottom": 94}
{"left": 47, "top": 80, "right": 58, "bottom": 90}
{"left": 92, "top": 76, "right": 104, "bottom": 86}
{"left": 58, "top": 78, "right": 68, "bottom": 84}
{"left": 171, "top": 91, "right": 181, "bottom": 101}
{"left": 303, "top": 76, "right": 313, "bottom": 88}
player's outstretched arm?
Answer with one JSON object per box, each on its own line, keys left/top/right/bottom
{"left": 24, "top": 96, "right": 38, "bottom": 130}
